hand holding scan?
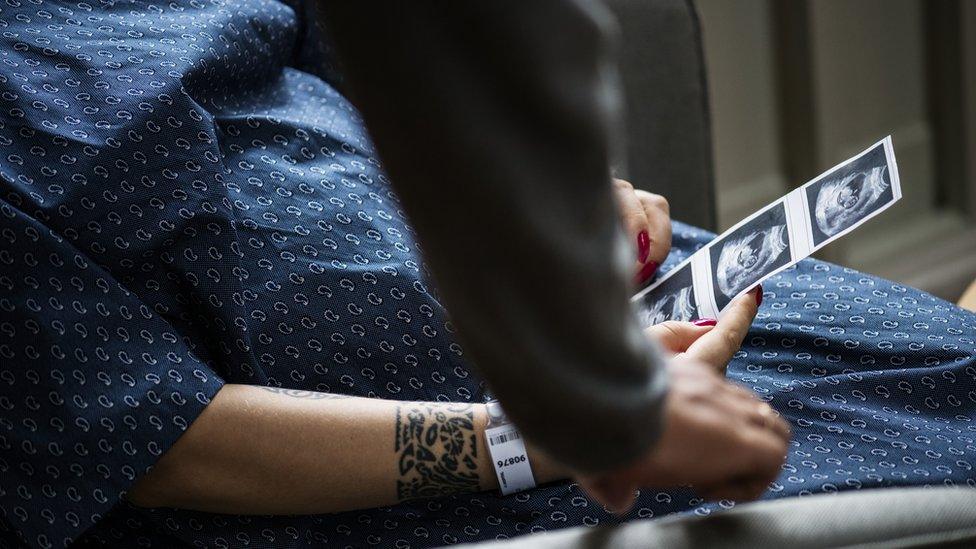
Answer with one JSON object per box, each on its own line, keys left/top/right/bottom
{"left": 582, "top": 290, "right": 788, "bottom": 512}
{"left": 611, "top": 178, "right": 672, "bottom": 286}
{"left": 645, "top": 287, "right": 760, "bottom": 372}
{"left": 587, "top": 139, "right": 900, "bottom": 514}
{"left": 682, "top": 288, "right": 762, "bottom": 370}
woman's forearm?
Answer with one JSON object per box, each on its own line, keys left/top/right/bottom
{"left": 126, "top": 384, "right": 568, "bottom": 514}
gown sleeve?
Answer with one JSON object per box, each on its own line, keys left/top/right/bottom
{"left": 317, "top": 0, "right": 668, "bottom": 473}
{"left": 0, "top": 199, "right": 225, "bottom": 548}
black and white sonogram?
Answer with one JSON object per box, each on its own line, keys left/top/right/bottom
{"left": 636, "top": 262, "right": 696, "bottom": 327}
{"left": 805, "top": 143, "right": 893, "bottom": 247}
{"left": 709, "top": 202, "right": 791, "bottom": 311}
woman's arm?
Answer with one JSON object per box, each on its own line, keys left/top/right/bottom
{"left": 126, "top": 386, "right": 568, "bottom": 515}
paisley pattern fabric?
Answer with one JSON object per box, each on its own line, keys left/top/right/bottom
{"left": 0, "top": 0, "right": 974, "bottom": 547}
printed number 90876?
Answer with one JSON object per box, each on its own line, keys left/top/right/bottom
{"left": 497, "top": 455, "right": 527, "bottom": 468}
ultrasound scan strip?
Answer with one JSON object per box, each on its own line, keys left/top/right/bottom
{"left": 633, "top": 135, "right": 901, "bottom": 326}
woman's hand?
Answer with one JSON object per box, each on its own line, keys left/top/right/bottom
{"left": 612, "top": 178, "right": 671, "bottom": 286}
{"left": 580, "top": 355, "right": 789, "bottom": 512}
{"left": 645, "top": 286, "right": 761, "bottom": 373}
{"left": 582, "top": 287, "right": 785, "bottom": 512}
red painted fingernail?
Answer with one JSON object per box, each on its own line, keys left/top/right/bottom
{"left": 635, "top": 261, "right": 659, "bottom": 285}
{"left": 692, "top": 318, "right": 717, "bottom": 327}
{"left": 637, "top": 231, "right": 650, "bottom": 263}
{"left": 754, "top": 285, "right": 763, "bottom": 307}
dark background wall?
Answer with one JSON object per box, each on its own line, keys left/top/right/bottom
{"left": 697, "top": 0, "right": 976, "bottom": 300}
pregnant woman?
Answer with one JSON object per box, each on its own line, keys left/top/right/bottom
{"left": 1, "top": 2, "right": 973, "bottom": 548}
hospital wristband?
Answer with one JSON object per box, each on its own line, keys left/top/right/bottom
{"left": 484, "top": 400, "right": 537, "bottom": 495}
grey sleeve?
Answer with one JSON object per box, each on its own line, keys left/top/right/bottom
{"left": 317, "top": 0, "right": 668, "bottom": 473}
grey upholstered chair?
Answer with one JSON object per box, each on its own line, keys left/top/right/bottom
{"left": 611, "top": 0, "right": 717, "bottom": 231}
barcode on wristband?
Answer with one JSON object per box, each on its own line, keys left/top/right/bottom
{"left": 489, "top": 430, "right": 521, "bottom": 445}
{"left": 484, "top": 423, "right": 535, "bottom": 495}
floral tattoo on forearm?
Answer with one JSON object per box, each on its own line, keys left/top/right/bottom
{"left": 394, "top": 403, "right": 481, "bottom": 500}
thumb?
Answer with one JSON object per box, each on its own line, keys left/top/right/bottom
{"left": 685, "top": 289, "right": 759, "bottom": 369}
{"left": 645, "top": 320, "right": 715, "bottom": 354}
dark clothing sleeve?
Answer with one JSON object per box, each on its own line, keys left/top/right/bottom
{"left": 317, "top": 0, "right": 668, "bottom": 473}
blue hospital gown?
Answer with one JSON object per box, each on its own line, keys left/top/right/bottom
{"left": 0, "top": 1, "right": 974, "bottom": 547}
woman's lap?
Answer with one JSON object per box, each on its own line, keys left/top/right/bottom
{"left": 393, "top": 221, "right": 976, "bottom": 545}
{"left": 242, "top": 222, "right": 976, "bottom": 547}
{"left": 661, "top": 221, "right": 976, "bottom": 506}
{"left": 344, "top": 221, "right": 976, "bottom": 546}
{"left": 444, "top": 221, "right": 976, "bottom": 538}
{"left": 60, "top": 197, "right": 976, "bottom": 548}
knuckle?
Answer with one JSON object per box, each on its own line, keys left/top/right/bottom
{"left": 659, "top": 321, "right": 683, "bottom": 335}
{"left": 728, "top": 380, "right": 754, "bottom": 398}
{"left": 636, "top": 190, "right": 669, "bottom": 212}
{"left": 613, "top": 178, "right": 634, "bottom": 191}
{"left": 624, "top": 211, "right": 647, "bottom": 227}
{"left": 730, "top": 384, "right": 755, "bottom": 401}
{"left": 648, "top": 193, "right": 670, "bottom": 213}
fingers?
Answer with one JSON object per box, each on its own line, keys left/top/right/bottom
{"left": 729, "top": 399, "right": 790, "bottom": 489}
{"left": 612, "top": 180, "right": 671, "bottom": 286}
{"left": 721, "top": 381, "right": 792, "bottom": 448}
{"left": 645, "top": 321, "right": 715, "bottom": 354}
{"left": 579, "top": 476, "right": 638, "bottom": 515}
{"left": 611, "top": 179, "right": 650, "bottom": 261}
{"left": 607, "top": 360, "right": 790, "bottom": 509}
{"left": 685, "top": 288, "right": 760, "bottom": 371}
{"left": 636, "top": 190, "right": 671, "bottom": 268}
{"left": 739, "top": 425, "right": 789, "bottom": 486}
{"left": 707, "top": 379, "right": 789, "bottom": 497}
{"left": 727, "top": 390, "right": 792, "bottom": 446}
{"left": 754, "top": 401, "right": 791, "bottom": 442}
